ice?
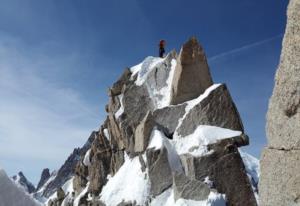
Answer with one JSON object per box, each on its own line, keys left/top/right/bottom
{"left": 100, "top": 154, "right": 150, "bottom": 206}
{"left": 83, "top": 149, "right": 91, "bottom": 166}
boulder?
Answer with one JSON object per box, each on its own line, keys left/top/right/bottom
{"left": 146, "top": 147, "right": 172, "bottom": 196}
{"left": 176, "top": 84, "right": 244, "bottom": 137}
{"left": 260, "top": 148, "right": 300, "bottom": 206}
{"left": 134, "top": 111, "right": 155, "bottom": 153}
{"left": 171, "top": 37, "right": 213, "bottom": 105}
{"left": 173, "top": 172, "right": 210, "bottom": 201}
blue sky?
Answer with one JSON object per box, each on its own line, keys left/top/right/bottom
{"left": 0, "top": 0, "right": 288, "bottom": 184}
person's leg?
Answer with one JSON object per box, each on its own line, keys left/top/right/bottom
{"left": 159, "top": 48, "right": 163, "bottom": 57}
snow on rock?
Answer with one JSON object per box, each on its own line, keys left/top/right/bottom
{"left": 173, "top": 125, "right": 242, "bottom": 156}
{"left": 131, "top": 56, "right": 165, "bottom": 86}
{"left": 100, "top": 154, "right": 150, "bottom": 206}
{"left": 148, "top": 128, "right": 183, "bottom": 173}
{"left": 174, "top": 84, "right": 222, "bottom": 139}
{"left": 0, "top": 167, "right": 41, "bottom": 206}
{"left": 114, "top": 94, "right": 124, "bottom": 119}
{"left": 151, "top": 58, "right": 177, "bottom": 109}
{"left": 239, "top": 150, "right": 260, "bottom": 202}
{"left": 74, "top": 182, "right": 89, "bottom": 206}
{"left": 83, "top": 149, "right": 91, "bottom": 166}
{"left": 152, "top": 188, "right": 226, "bottom": 206}
{"left": 130, "top": 55, "right": 177, "bottom": 109}
{"left": 61, "top": 177, "right": 75, "bottom": 206}
{"left": 103, "top": 128, "right": 110, "bottom": 140}
{"left": 239, "top": 150, "right": 260, "bottom": 184}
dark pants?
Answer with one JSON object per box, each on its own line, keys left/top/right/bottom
{"left": 159, "top": 47, "right": 165, "bottom": 58}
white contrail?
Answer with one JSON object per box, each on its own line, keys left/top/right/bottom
{"left": 208, "top": 34, "right": 283, "bottom": 62}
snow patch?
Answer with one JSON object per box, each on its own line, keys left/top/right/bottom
{"left": 130, "top": 56, "right": 165, "bottom": 86}
{"left": 100, "top": 154, "right": 150, "bottom": 206}
{"left": 130, "top": 55, "right": 177, "bottom": 109}
{"left": 239, "top": 150, "right": 260, "bottom": 202}
{"left": 83, "top": 149, "right": 91, "bottom": 166}
{"left": 151, "top": 58, "right": 177, "bottom": 108}
{"left": 153, "top": 189, "right": 226, "bottom": 206}
{"left": 74, "top": 182, "right": 89, "bottom": 206}
{"left": 103, "top": 128, "right": 110, "bottom": 140}
{"left": 114, "top": 94, "right": 124, "bottom": 119}
{"left": 173, "top": 125, "right": 242, "bottom": 156}
{"left": 148, "top": 128, "right": 183, "bottom": 173}
{"left": 61, "top": 177, "right": 75, "bottom": 206}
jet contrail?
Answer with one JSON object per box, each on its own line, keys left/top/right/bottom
{"left": 208, "top": 34, "right": 283, "bottom": 62}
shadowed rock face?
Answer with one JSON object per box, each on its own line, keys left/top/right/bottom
{"left": 171, "top": 37, "right": 213, "bottom": 105}
{"left": 36, "top": 169, "right": 50, "bottom": 191}
{"left": 260, "top": 1, "right": 300, "bottom": 205}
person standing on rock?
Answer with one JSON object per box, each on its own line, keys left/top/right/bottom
{"left": 159, "top": 39, "right": 166, "bottom": 58}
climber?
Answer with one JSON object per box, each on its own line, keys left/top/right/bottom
{"left": 159, "top": 39, "right": 166, "bottom": 58}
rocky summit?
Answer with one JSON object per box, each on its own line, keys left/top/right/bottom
{"left": 260, "top": 0, "right": 300, "bottom": 205}
{"left": 38, "top": 37, "right": 259, "bottom": 206}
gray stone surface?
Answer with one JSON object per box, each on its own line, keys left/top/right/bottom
{"left": 209, "top": 151, "right": 257, "bottom": 206}
{"left": 153, "top": 103, "right": 187, "bottom": 136}
{"left": 260, "top": 148, "right": 300, "bottom": 206}
{"left": 146, "top": 147, "right": 173, "bottom": 196}
{"left": 260, "top": 1, "right": 300, "bottom": 205}
{"left": 171, "top": 37, "right": 213, "bottom": 105}
{"left": 173, "top": 172, "right": 210, "bottom": 201}
{"left": 134, "top": 111, "right": 155, "bottom": 153}
{"left": 177, "top": 84, "right": 244, "bottom": 137}
{"left": 110, "top": 68, "right": 132, "bottom": 96}
{"left": 266, "top": 0, "right": 300, "bottom": 150}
